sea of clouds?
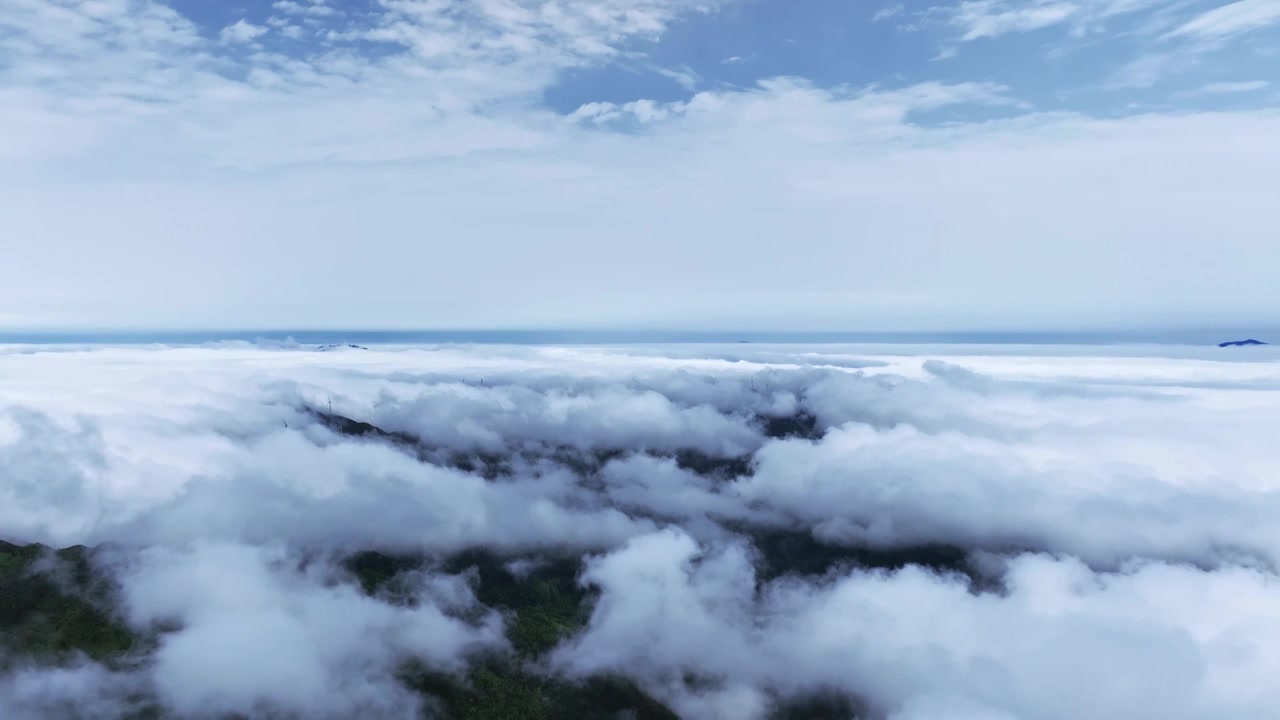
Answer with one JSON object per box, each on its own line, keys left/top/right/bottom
{"left": 3, "top": 341, "right": 1280, "bottom": 719}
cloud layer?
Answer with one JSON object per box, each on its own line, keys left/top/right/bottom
{"left": 3, "top": 341, "right": 1280, "bottom": 718}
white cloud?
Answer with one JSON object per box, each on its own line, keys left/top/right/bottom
{"left": 0, "top": 663, "right": 147, "bottom": 719}
{"left": 219, "top": 19, "right": 269, "bottom": 44}
{"left": 927, "top": 0, "right": 1163, "bottom": 41}
{"left": 273, "top": 0, "right": 338, "bottom": 17}
{"left": 951, "top": 0, "right": 1080, "bottom": 40}
{"left": 1198, "top": 79, "right": 1271, "bottom": 93}
{"left": 355, "top": 0, "right": 720, "bottom": 64}
{"left": 0, "top": 1, "right": 1278, "bottom": 716}
{"left": 556, "top": 527, "right": 1280, "bottom": 719}
{"left": 5, "top": 343, "right": 1280, "bottom": 560}
{"left": 1105, "top": 51, "right": 1197, "bottom": 88}
{"left": 115, "top": 542, "right": 504, "bottom": 718}
{"left": 652, "top": 63, "right": 702, "bottom": 90}
{"left": 0, "top": 0, "right": 723, "bottom": 169}
{"left": 0, "top": 0, "right": 207, "bottom": 116}
{"left": 3, "top": 342, "right": 1280, "bottom": 716}
{"left": 874, "top": 3, "right": 906, "bottom": 21}
{"left": 1169, "top": 0, "right": 1280, "bottom": 39}
{"left": 570, "top": 78, "right": 1019, "bottom": 130}
{"left": 1099, "top": 1, "right": 1280, "bottom": 86}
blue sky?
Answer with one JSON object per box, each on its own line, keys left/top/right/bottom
{"left": 549, "top": 0, "right": 1280, "bottom": 114}
{"left": 162, "top": 0, "right": 1280, "bottom": 113}
{"left": 1, "top": 0, "right": 1279, "bottom": 330}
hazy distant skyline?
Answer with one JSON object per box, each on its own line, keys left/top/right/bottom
{"left": 3, "top": 0, "right": 1279, "bottom": 330}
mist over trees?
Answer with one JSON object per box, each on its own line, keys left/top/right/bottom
{"left": 4, "top": 343, "right": 1280, "bottom": 719}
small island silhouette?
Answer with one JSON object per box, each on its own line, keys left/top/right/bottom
{"left": 1218, "top": 339, "right": 1268, "bottom": 348}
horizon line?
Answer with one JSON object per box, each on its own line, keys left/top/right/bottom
{"left": 0, "top": 327, "right": 1274, "bottom": 341}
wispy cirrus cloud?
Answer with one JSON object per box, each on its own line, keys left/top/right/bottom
{"left": 916, "top": 0, "right": 1163, "bottom": 41}
{"left": 1168, "top": 0, "right": 1280, "bottom": 39}
{"left": 949, "top": 0, "right": 1080, "bottom": 40}
{"left": 1197, "top": 79, "right": 1270, "bottom": 93}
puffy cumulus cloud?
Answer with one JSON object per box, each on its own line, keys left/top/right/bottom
{"left": 111, "top": 542, "right": 505, "bottom": 719}
{"left": 5, "top": 342, "right": 1280, "bottom": 560}
{"left": 273, "top": 0, "right": 339, "bottom": 18}
{"left": 0, "top": 342, "right": 804, "bottom": 552}
{"left": 598, "top": 454, "right": 757, "bottom": 528}
{"left": 219, "top": 19, "right": 269, "bottom": 44}
{"left": 1, "top": 544, "right": 506, "bottom": 719}
{"left": 739, "top": 420, "right": 1280, "bottom": 567}
{"left": 735, "top": 357, "right": 1280, "bottom": 567}
{"left": 2, "top": 342, "right": 1280, "bottom": 717}
{"left": 557, "top": 528, "right": 1280, "bottom": 720}
{"left": 551, "top": 530, "right": 769, "bottom": 718}
{"left": 362, "top": 381, "right": 764, "bottom": 457}
{"left": 112, "top": 432, "right": 656, "bottom": 553}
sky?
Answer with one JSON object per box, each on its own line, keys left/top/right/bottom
{"left": 2, "top": 0, "right": 1279, "bottom": 331}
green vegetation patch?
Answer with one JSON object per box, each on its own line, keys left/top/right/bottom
{"left": 403, "top": 662, "right": 678, "bottom": 720}
{"left": 0, "top": 540, "right": 138, "bottom": 664}
{"left": 748, "top": 529, "right": 971, "bottom": 583}
{"left": 344, "top": 548, "right": 595, "bottom": 659}
{"left": 756, "top": 411, "right": 822, "bottom": 441}
{"left": 771, "top": 691, "right": 868, "bottom": 720}
{"left": 351, "top": 548, "right": 680, "bottom": 719}
{"left": 443, "top": 550, "right": 590, "bottom": 658}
